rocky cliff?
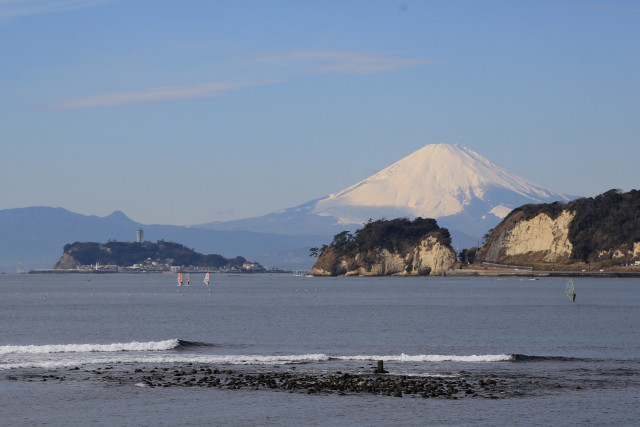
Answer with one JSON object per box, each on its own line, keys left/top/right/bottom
{"left": 309, "top": 218, "right": 457, "bottom": 276}
{"left": 478, "top": 209, "right": 574, "bottom": 265}
{"left": 476, "top": 189, "right": 640, "bottom": 268}
{"left": 55, "top": 252, "right": 81, "bottom": 269}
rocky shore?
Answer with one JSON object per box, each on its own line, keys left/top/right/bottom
{"left": 11, "top": 363, "right": 568, "bottom": 400}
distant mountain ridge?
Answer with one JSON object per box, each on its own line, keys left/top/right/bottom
{"left": 0, "top": 207, "right": 322, "bottom": 273}
{"left": 199, "top": 144, "right": 573, "bottom": 248}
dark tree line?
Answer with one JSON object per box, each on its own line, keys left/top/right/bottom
{"left": 568, "top": 189, "right": 640, "bottom": 261}
{"left": 458, "top": 247, "right": 479, "bottom": 265}
{"left": 63, "top": 240, "right": 246, "bottom": 268}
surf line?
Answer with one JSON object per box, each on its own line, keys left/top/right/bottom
{"left": 0, "top": 339, "right": 181, "bottom": 355}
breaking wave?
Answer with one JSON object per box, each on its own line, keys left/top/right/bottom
{"left": 0, "top": 339, "right": 180, "bottom": 355}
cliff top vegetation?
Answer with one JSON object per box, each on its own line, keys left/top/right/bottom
{"left": 311, "top": 217, "right": 451, "bottom": 258}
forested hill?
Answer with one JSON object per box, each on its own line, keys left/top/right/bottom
{"left": 55, "top": 240, "right": 250, "bottom": 269}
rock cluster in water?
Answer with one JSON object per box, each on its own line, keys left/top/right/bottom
{"left": 29, "top": 364, "right": 518, "bottom": 399}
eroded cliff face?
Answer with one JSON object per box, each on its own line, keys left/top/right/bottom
{"left": 504, "top": 210, "right": 574, "bottom": 260}
{"left": 409, "top": 236, "right": 458, "bottom": 275}
{"left": 54, "top": 253, "right": 80, "bottom": 269}
{"left": 479, "top": 210, "right": 575, "bottom": 264}
{"left": 310, "top": 235, "right": 456, "bottom": 276}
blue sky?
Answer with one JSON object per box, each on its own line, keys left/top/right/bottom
{"left": 2, "top": 0, "right": 639, "bottom": 225}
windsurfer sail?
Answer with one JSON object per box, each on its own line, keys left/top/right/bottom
{"left": 565, "top": 278, "right": 576, "bottom": 303}
{"left": 186, "top": 273, "right": 190, "bottom": 286}
{"left": 177, "top": 273, "right": 183, "bottom": 287}
{"left": 204, "top": 272, "right": 210, "bottom": 286}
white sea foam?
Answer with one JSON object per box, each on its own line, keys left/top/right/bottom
{"left": 0, "top": 339, "right": 180, "bottom": 355}
{"left": 335, "top": 353, "right": 513, "bottom": 363}
{"left": 1, "top": 349, "right": 513, "bottom": 371}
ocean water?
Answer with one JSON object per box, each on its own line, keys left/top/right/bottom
{"left": 1, "top": 273, "right": 639, "bottom": 426}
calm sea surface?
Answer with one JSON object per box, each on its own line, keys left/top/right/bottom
{"left": 1, "top": 273, "right": 639, "bottom": 426}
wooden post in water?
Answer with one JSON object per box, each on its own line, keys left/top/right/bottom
{"left": 374, "top": 360, "right": 388, "bottom": 374}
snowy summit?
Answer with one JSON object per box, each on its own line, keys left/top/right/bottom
{"left": 312, "top": 144, "right": 569, "bottom": 225}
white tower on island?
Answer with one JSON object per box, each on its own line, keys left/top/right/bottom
{"left": 136, "top": 228, "right": 143, "bottom": 243}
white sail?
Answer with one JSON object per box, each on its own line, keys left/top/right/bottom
{"left": 565, "top": 278, "right": 576, "bottom": 302}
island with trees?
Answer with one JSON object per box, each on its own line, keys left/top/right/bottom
{"left": 50, "top": 240, "right": 265, "bottom": 273}
{"left": 309, "top": 217, "right": 456, "bottom": 276}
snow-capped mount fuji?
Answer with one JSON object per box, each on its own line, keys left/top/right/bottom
{"left": 199, "top": 144, "right": 573, "bottom": 248}
{"left": 312, "top": 144, "right": 567, "bottom": 223}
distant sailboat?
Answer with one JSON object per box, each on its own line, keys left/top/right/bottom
{"left": 177, "top": 273, "right": 183, "bottom": 287}
{"left": 186, "top": 273, "right": 190, "bottom": 286}
{"left": 204, "top": 272, "right": 210, "bottom": 286}
{"left": 565, "top": 278, "right": 576, "bottom": 303}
